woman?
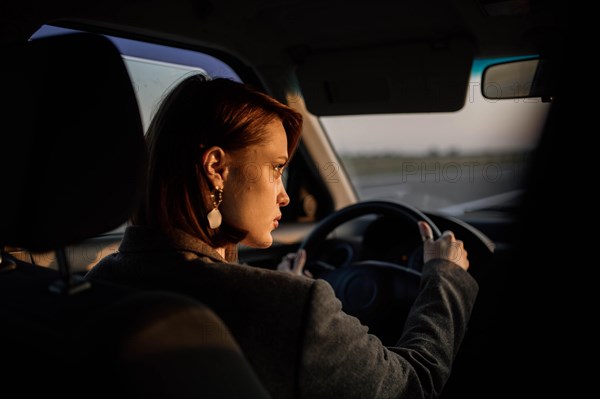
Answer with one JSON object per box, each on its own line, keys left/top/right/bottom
{"left": 87, "top": 74, "right": 478, "bottom": 399}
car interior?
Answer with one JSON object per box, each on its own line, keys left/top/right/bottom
{"left": 1, "top": 1, "right": 570, "bottom": 397}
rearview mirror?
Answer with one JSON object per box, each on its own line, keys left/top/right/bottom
{"left": 482, "top": 58, "right": 556, "bottom": 101}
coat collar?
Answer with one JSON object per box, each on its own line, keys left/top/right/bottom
{"left": 118, "top": 225, "right": 227, "bottom": 263}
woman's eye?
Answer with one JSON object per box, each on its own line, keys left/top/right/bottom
{"left": 273, "top": 164, "right": 286, "bottom": 176}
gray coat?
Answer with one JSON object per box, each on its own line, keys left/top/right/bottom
{"left": 86, "top": 226, "right": 478, "bottom": 399}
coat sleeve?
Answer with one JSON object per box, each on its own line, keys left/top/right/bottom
{"left": 297, "top": 259, "right": 478, "bottom": 399}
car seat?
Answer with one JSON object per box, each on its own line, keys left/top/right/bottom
{"left": 0, "top": 32, "right": 270, "bottom": 399}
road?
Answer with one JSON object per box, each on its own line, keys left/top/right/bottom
{"left": 352, "top": 160, "right": 526, "bottom": 212}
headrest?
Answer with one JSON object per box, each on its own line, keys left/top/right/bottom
{"left": 0, "top": 33, "right": 146, "bottom": 251}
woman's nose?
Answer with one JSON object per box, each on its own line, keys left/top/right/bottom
{"left": 278, "top": 186, "right": 290, "bottom": 207}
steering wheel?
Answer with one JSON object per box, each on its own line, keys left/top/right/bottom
{"left": 298, "top": 200, "right": 442, "bottom": 345}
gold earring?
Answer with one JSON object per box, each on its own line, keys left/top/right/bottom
{"left": 207, "top": 186, "right": 223, "bottom": 229}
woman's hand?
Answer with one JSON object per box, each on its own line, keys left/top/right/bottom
{"left": 277, "top": 249, "right": 312, "bottom": 277}
{"left": 418, "top": 221, "right": 470, "bottom": 271}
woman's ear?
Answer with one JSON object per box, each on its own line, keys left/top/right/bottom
{"left": 202, "top": 146, "right": 228, "bottom": 187}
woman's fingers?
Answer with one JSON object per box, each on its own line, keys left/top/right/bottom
{"left": 292, "top": 249, "right": 307, "bottom": 275}
{"left": 418, "top": 221, "right": 433, "bottom": 242}
{"left": 420, "top": 225, "right": 470, "bottom": 271}
{"left": 277, "top": 249, "right": 311, "bottom": 277}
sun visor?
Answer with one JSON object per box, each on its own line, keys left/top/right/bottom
{"left": 296, "top": 39, "right": 474, "bottom": 115}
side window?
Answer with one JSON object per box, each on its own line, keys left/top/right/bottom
{"left": 121, "top": 56, "right": 209, "bottom": 130}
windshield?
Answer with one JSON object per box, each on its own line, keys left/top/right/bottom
{"left": 320, "top": 58, "right": 550, "bottom": 217}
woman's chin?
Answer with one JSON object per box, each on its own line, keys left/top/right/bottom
{"left": 241, "top": 235, "right": 273, "bottom": 249}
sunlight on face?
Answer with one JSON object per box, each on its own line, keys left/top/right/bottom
{"left": 220, "top": 119, "right": 290, "bottom": 248}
